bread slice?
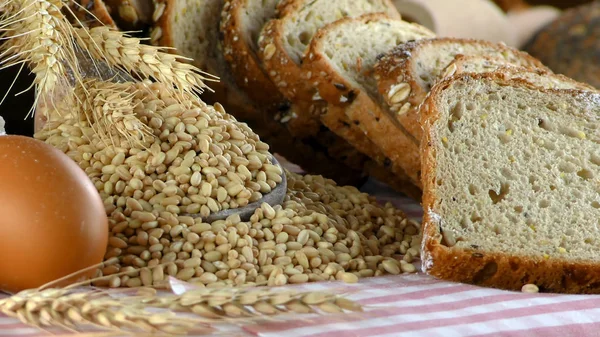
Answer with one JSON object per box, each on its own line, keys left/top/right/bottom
{"left": 304, "top": 14, "right": 435, "bottom": 186}
{"left": 420, "top": 71, "right": 600, "bottom": 294}
{"left": 149, "top": 0, "right": 372, "bottom": 187}
{"left": 257, "top": 0, "right": 401, "bottom": 138}
{"left": 220, "top": 0, "right": 287, "bottom": 108}
{"left": 373, "top": 38, "right": 546, "bottom": 142}
{"left": 258, "top": 0, "right": 400, "bottom": 102}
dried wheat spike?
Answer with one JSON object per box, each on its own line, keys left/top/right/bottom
{"left": 0, "top": 0, "right": 81, "bottom": 116}
{"left": 0, "top": 286, "right": 362, "bottom": 334}
{"left": 140, "top": 287, "right": 363, "bottom": 319}
{"left": 73, "top": 78, "right": 155, "bottom": 147}
{"left": 0, "top": 288, "right": 208, "bottom": 335}
{"left": 73, "top": 26, "right": 219, "bottom": 96}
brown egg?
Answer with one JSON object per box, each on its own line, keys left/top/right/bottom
{"left": 0, "top": 135, "right": 108, "bottom": 294}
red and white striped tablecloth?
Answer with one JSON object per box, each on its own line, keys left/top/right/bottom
{"left": 4, "top": 273, "right": 600, "bottom": 337}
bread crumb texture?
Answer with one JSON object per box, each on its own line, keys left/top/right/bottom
{"left": 431, "top": 77, "right": 600, "bottom": 262}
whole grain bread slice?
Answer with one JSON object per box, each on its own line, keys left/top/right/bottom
{"left": 420, "top": 71, "right": 600, "bottom": 294}
{"left": 373, "top": 38, "right": 547, "bottom": 142}
{"left": 220, "top": 0, "right": 287, "bottom": 109}
{"left": 257, "top": 0, "right": 401, "bottom": 139}
{"left": 304, "top": 14, "right": 435, "bottom": 187}
{"left": 149, "top": 0, "right": 372, "bottom": 186}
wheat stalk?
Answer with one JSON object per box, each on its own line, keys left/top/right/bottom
{"left": 72, "top": 26, "right": 219, "bottom": 96}
{"left": 0, "top": 284, "right": 362, "bottom": 335}
{"left": 0, "top": 0, "right": 81, "bottom": 118}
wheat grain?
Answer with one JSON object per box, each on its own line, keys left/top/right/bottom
{"left": 73, "top": 26, "right": 218, "bottom": 96}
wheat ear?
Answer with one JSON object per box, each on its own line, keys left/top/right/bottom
{"left": 73, "top": 78, "right": 155, "bottom": 148}
{"left": 0, "top": 0, "right": 82, "bottom": 118}
{"left": 72, "top": 26, "right": 219, "bottom": 96}
{"left": 0, "top": 285, "right": 362, "bottom": 335}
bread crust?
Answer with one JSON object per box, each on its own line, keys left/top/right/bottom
{"left": 220, "top": 0, "right": 288, "bottom": 109}
{"left": 374, "top": 37, "right": 546, "bottom": 143}
{"left": 305, "top": 14, "right": 434, "bottom": 187}
{"left": 420, "top": 71, "right": 600, "bottom": 294}
{"left": 450, "top": 57, "right": 597, "bottom": 92}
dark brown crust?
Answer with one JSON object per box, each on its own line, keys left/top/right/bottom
{"left": 305, "top": 14, "right": 434, "bottom": 187}
{"left": 151, "top": 0, "right": 173, "bottom": 50}
{"left": 220, "top": 0, "right": 287, "bottom": 109}
{"left": 420, "top": 71, "right": 600, "bottom": 294}
{"left": 522, "top": 1, "right": 600, "bottom": 89}
{"left": 374, "top": 37, "right": 547, "bottom": 144}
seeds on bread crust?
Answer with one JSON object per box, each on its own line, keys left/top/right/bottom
{"left": 373, "top": 37, "right": 549, "bottom": 143}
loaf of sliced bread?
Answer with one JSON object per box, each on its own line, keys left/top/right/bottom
{"left": 374, "top": 38, "right": 547, "bottom": 143}
{"left": 373, "top": 38, "right": 547, "bottom": 143}
{"left": 420, "top": 71, "right": 600, "bottom": 293}
{"left": 304, "top": 14, "right": 435, "bottom": 186}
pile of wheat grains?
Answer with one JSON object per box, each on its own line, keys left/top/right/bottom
{"left": 34, "top": 77, "right": 420, "bottom": 290}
